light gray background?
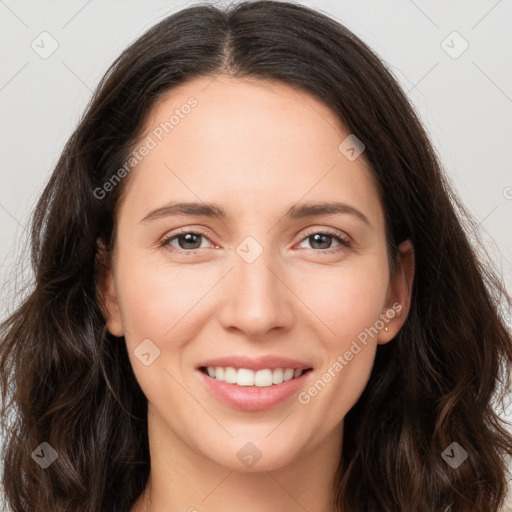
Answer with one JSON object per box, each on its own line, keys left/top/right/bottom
{"left": 1, "top": 0, "right": 511, "bottom": 500}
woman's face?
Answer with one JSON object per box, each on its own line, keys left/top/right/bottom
{"left": 101, "top": 75, "right": 413, "bottom": 472}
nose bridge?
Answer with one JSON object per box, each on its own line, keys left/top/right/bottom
{"left": 218, "top": 235, "right": 293, "bottom": 336}
{"left": 235, "top": 238, "right": 281, "bottom": 311}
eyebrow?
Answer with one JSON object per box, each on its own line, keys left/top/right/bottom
{"left": 139, "top": 201, "right": 372, "bottom": 227}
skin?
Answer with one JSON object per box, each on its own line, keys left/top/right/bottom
{"left": 99, "top": 75, "right": 414, "bottom": 512}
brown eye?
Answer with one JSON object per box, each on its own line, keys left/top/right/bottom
{"left": 175, "top": 233, "right": 203, "bottom": 250}
{"left": 297, "top": 229, "right": 351, "bottom": 254}
{"left": 308, "top": 233, "right": 334, "bottom": 250}
{"left": 160, "top": 230, "right": 213, "bottom": 253}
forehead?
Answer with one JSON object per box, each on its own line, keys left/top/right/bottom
{"left": 118, "top": 75, "right": 384, "bottom": 230}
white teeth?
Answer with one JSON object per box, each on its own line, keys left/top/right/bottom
{"left": 215, "top": 367, "right": 224, "bottom": 381}
{"left": 224, "top": 366, "right": 237, "bottom": 384}
{"left": 272, "top": 368, "right": 284, "bottom": 384}
{"left": 283, "top": 368, "right": 294, "bottom": 381}
{"left": 254, "top": 369, "right": 273, "bottom": 387}
{"left": 237, "top": 368, "right": 254, "bottom": 386}
{"left": 204, "top": 366, "right": 306, "bottom": 386}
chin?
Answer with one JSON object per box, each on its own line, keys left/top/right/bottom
{"left": 198, "top": 436, "right": 301, "bottom": 473}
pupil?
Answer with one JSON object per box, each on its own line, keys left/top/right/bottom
{"left": 180, "top": 233, "right": 201, "bottom": 249}
{"left": 311, "top": 233, "right": 331, "bottom": 249}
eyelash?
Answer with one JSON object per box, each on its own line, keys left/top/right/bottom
{"left": 158, "top": 227, "right": 351, "bottom": 256}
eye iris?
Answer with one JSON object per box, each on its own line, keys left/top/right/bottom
{"left": 171, "top": 232, "right": 339, "bottom": 251}
{"left": 310, "top": 233, "right": 332, "bottom": 250}
{"left": 179, "top": 233, "right": 201, "bottom": 250}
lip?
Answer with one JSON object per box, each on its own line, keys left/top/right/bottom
{"left": 196, "top": 355, "right": 313, "bottom": 372}
{"left": 196, "top": 367, "right": 313, "bottom": 412}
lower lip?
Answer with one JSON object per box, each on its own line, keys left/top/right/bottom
{"left": 196, "top": 369, "right": 313, "bottom": 412}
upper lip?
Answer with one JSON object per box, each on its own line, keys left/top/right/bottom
{"left": 197, "top": 355, "right": 313, "bottom": 371}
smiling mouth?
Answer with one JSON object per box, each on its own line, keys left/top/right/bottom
{"left": 199, "top": 366, "right": 313, "bottom": 387}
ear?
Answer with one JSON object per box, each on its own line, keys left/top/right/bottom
{"left": 377, "top": 239, "right": 414, "bottom": 344}
{"left": 95, "top": 239, "right": 124, "bottom": 337}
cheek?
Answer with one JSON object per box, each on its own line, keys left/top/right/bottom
{"left": 292, "top": 258, "right": 390, "bottom": 345}
{"left": 302, "top": 342, "right": 376, "bottom": 439}
{"left": 112, "top": 250, "right": 205, "bottom": 391}
{"left": 292, "top": 259, "right": 389, "bottom": 421}
{"left": 115, "top": 256, "right": 211, "bottom": 406}
{"left": 116, "top": 250, "right": 211, "bottom": 342}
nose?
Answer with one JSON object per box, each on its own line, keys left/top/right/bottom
{"left": 217, "top": 244, "right": 295, "bottom": 339}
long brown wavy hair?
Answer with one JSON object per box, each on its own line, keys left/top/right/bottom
{"left": 1, "top": 1, "right": 511, "bottom": 510}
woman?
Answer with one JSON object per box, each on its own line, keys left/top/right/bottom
{"left": 1, "top": 1, "right": 511, "bottom": 511}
